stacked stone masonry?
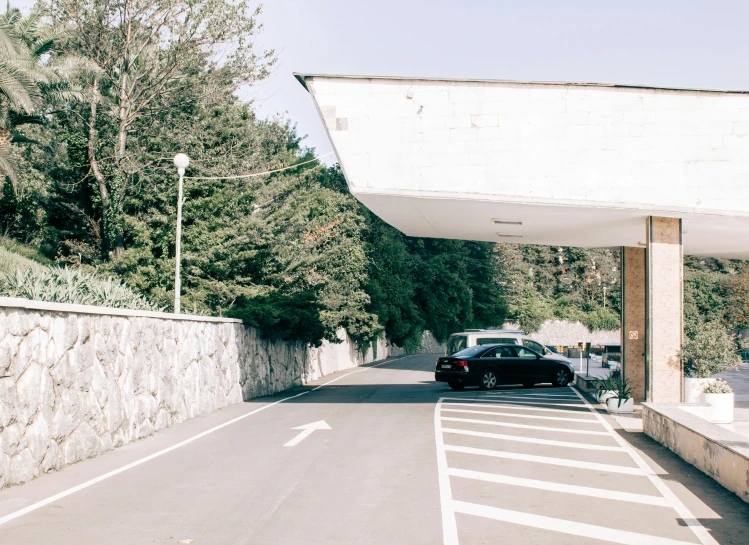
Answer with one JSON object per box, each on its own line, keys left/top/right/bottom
{"left": 0, "top": 299, "right": 410, "bottom": 489}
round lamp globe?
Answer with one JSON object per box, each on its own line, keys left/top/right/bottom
{"left": 173, "top": 153, "right": 190, "bottom": 174}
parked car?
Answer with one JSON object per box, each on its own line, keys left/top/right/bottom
{"left": 601, "top": 344, "right": 622, "bottom": 368}
{"left": 435, "top": 344, "right": 575, "bottom": 390}
{"left": 546, "top": 345, "right": 563, "bottom": 355}
{"left": 740, "top": 349, "right": 749, "bottom": 363}
{"left": 446, "top": 329, "right": 570, "bottom": 362}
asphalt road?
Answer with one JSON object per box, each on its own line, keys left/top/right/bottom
{"left": 1, "top": 354, "right": 748, "bottom": 545}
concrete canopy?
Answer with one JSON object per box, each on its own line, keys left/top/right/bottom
{"left": 296, "top": 74, "right": 749, "bottom": 259}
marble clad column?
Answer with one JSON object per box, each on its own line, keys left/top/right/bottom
{"left": 621, "top": 246, "right": 646, "bottom": 402}
{"left": 646, "top": 216, "right": 684, "bottom": 403}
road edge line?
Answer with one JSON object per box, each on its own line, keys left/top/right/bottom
{"left": 0, "top": 390, "right": 310, "bottom": 527}
{"left": 569, "top": 387, "right": 719, "bottom": 545}
{"left": 0, "top": 353, "right": 414, "bottom": 527}
{"left": 434, "top": 397, "right": 460, "bottom": 545}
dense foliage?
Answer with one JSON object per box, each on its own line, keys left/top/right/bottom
{"left": 1, "top": 2, "right": 748, "bottom": 350}
{"left": 496, "top": 243, "right": 621, "bottom": 332}
{"left": 681, "top": 320, "right": 742, "bottom": 378}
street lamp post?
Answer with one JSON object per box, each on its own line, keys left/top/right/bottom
{"left": 173, "top": 153, "right": 190, "bottom": 314}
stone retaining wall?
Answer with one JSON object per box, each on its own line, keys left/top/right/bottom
{"left": 0, "top": 298, "right": 395, "bottom": 489}
{"left": 504, "top": 320, "right": 621, "bottom": 346}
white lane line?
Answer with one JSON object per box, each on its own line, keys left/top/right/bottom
{"left": 0, "top": 354, "right": 412, "bottom": 528}
{"left": 465, "top": 399, "right": 586, "bottom": 408}
{"left": 441, "top": 416, "right": 609, "bottom": 436}
{"left": 569, "top": 387, "right": 719, "bottom": 545}
{"left": 444, "top": 444, "right": 645, "bottom": 475}
{"left": 435, "top": 399, "right": 459, "bottom": 545}
{"left": 441, "top": 408, "right": 603, "bottom": 425}
{"left": 443, "top": 428, "right": 624, "bottom": 451}
{"left": 483, "top": 392, "right": 579, "bottom": 399}
{"left": 449, "top": 468, "right": 670, "bottom": 506}
{"left": 453, "top": 501, "right": 700, "bottom": 545}
{"left": 481, "top": 396, "right": 585, "bottom": 403}
{"left": 443, "top": 400, "right": 597, "bottom": 416}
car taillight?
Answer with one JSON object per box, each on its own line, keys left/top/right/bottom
{"left": 454, "top": 360, "right": 468, "bottom": 367}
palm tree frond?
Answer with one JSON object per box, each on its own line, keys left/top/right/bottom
{"left": 0, "top": 150, "right": 21, "bottom": 192}
{"left": 37, "top": 81, "right": 88, "bottom": 105}
{"left": 0, "top": 61, "right": 38, "bottom": 112}
{"left": 30, "top": 21, "right": 75, "bottom": 57}
{"left": 15, "top": 9, "right": 45, "bottom": 43}
{"left": 8, "top": 111, "right": 44, "bottom": 126}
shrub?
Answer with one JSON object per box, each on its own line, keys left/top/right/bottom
{"left": 228, "top": 291, "right": 326, "bottom": 347}
{"left": 0, "top": 266, "right": 159, "bottom": 311}
{"left": 704, "top": 379, "right": 733, "bottom": 394}
{"left": 582, "top": 307, "right": 620, "bottom": 331}
{"left": 681, "top": 321, "right": 743, "bottom": 378}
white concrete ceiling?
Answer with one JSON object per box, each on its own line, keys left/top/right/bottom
{"left": 298, "top": 74, "right": 749, "bottom": 259}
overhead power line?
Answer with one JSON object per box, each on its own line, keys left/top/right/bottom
{"left": 184, "top": 151, "right": 335, "bottom": 181}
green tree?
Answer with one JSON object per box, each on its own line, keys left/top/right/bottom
{"left": 0, "top": 7, "right": 91, "bottom": 188}
{"left": 724, "top": 270, "right": 749, "bottom": 330}
{"left": 682, "top": 320, "right": 742, "bottom": 378}
{"left": 46, "top": 0, "right": 274, "bottom": 257}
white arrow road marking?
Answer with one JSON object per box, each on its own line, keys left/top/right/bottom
{"left": 284, "top": 420, "right": 331, "bottom": 447}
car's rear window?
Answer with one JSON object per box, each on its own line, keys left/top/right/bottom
{"left": 451, "top": 346, "right": 486, "bottom": 358}
{"left": 477, "top": 337, "right": 513, "bottom": 345}
{"left": 447, "top": 335, "right": 468, "bottom": 355}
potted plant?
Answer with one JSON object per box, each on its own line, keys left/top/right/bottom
{"left": 595, "top": 369, "right": 621, "bottom": 404}
{"left": 703, "top": 379, "right": 734, "bottom": 424}
{"left": 596, "top": 380, "right": 616, "bottom": 404}
{"left": 681, "top": 321, "right": 743, "bottom": 403}
{"left": 606, "top": 376, "right": 633, "bottom": 413}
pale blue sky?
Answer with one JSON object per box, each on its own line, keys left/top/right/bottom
{"left": 250, "top": 0, "right": 749, "bottom": 163}
{"left": 15, "top": 1, "right": 749, "bottom": 163}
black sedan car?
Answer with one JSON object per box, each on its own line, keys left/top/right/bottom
{"left": 435, "top": 344, "right": 574, "bottom": 390}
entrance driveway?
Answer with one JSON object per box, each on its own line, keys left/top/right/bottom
{"left": 0, "top": 354, "right": 747, "bottom": 544}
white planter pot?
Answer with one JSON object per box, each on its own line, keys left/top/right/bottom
{"left": 597, "top": 390, "right": 616, "bottom": 404}
{"left": 704, "top": 392, "right": 734, "bottom": 424}
{"left": 607, "top": 397, "right": 633, "bottom": 413}
{"left": 683, "top": 377, "right": 715, "bottom": 403}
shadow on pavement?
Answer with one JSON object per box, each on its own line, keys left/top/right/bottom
{"left": 612, "top": 426, "right": 749, "bottom": 544}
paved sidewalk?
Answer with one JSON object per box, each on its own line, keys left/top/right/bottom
{"left": 715, "top": 363, "right": 749, "bottom": 440}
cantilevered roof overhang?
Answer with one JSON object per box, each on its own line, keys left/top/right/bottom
{"left": 296, "top": 74, "right": 749, "bottom": 259}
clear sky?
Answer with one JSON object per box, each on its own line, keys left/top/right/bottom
{"left": 249, "top": 0, "right": 749, "bottom": 163}
{"left": 14, "top": 1, "right": 749, "bottom": 163}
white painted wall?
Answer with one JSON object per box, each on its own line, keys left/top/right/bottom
{"left": 303, "top": 76, "right": 749, "bottom": 258}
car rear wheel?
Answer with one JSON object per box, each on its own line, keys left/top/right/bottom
{"left": 479, "top": 370, "right": 498, "bottom": 390}
{"left": 552, "top": 368, "right": 571, "bottom": 387}
{"left": 448, "top": 381, "right": 465, "bottom": 390}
